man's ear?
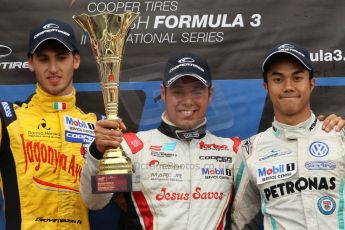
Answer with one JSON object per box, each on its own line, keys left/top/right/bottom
{"left": 263, "top": 82, "right": 268, "bottom": 91}
{"left": 28, "top": 56, "right": 34, "bottom": 72}
{"left": 310, "top": 78, "right": 316, "bottom": 92}
{"left": 160, "top": 84, "right": 166, "bottom": 103}
{"left": 73, "top": 53, "right": 81, "bottom": 69}
{"left": 208, "top": 85, "right": 214, "bottom": 103}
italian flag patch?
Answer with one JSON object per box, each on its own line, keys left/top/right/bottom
{"left": 53, "top": 102, "right": 66, "bottom": 110}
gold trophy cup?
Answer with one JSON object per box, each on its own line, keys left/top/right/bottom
{"left": 73, "top": 12, "right": 139, "bottom": 193}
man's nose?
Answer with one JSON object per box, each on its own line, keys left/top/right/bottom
{"left": 48, "top": 60, "right": 58, "bottom": 73}
{"left": 182, "top": 92, "right": 194, "bottom": 105}
{"left": 283, "top": 78, "right": 294, "bottom": 91}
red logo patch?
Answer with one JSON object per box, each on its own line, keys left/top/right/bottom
{"left": 123, "top": 133, "right": 144, "bottom": 154}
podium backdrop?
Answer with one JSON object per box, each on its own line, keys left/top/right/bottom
{"left": 1, "top": 0, "right": 345, "bottom": 229}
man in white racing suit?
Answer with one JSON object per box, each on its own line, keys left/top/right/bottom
{"left": 80, "top": 53, "right": 241, "bottom": 229}
{"left": 231, "top": 43, "right": 345, "bottom": 229}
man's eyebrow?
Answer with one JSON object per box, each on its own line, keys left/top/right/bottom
{"left": 193, "top": 84, "right": 207, "bottom": 89}
{"left": 269, "top": 71, "right": 283, "bottom": 76}
{"left": 170, "top": 86, "right": 183, "bottom": 90}
{"left": 35, "top": 52, "right": 48, "bottom": 57}
{"left": 55, "top": 50, "right": 70, "bottom": 55}
{"left": 169, "top": 83, "right": 183, "bottom": 89}
{"left": 292, "top": 70, "right": 305, "bottom": 75}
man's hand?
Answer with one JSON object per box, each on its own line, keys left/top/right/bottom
{"left": 94, "top": 119, "right": 127, "bottom": 154}
{"left": 318, "top": 114, "right": 345, "bottom": 132}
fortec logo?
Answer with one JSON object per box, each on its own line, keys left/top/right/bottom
{"left": 199, "top": 141, "right": 228, "bottom": 151}
{"left": 257, "top": 162, "right": 296, "bottom": 184}
{"left": 178, "top": 57, "right": 195, "bottom": 63}
{"left": 43, "top": 23, "right": 59, "bottom": 30}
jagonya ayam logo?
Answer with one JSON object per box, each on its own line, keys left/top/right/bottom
{"left": 0, "top": 44, "right": 12, "bottom": 58}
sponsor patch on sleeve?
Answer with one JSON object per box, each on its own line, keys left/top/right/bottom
{"left": 123, "top": 133, "right": 144, "bottom": 154}
{"left": 230, "top": 137, "right": 241, "bottom": 153}
{"left": 64, "top": 115, "right": 95, "bottom": 144}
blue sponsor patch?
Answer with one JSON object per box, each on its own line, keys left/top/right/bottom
{"left": 309, "top": 141, "right": 329, "bottom": 157}
{"left": 65, "top": 131, "right": 94, "bottom": 144}
{"left": 305, "top": 161, "right": 336, "bottom": 170}
{"left": 257, "top": 162, "right": 296, "bottom": 184}
{"left": 318, "top": 196, "right": 336, "bottom": 215}
{"left": 162, "top": 142, "right": 176, "bottom": 151}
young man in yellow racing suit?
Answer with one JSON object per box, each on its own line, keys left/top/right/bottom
{"left": 0, "top": 19, "right": 99, "bottom": 230}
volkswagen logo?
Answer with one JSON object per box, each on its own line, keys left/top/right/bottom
{"left": 309, "top": 141, "right": 329, "bottom": 157}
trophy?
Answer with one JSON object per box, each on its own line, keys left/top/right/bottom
{"left": 73, "top": 12, "right": 139, "bottom": 193}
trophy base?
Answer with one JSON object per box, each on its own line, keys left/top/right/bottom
{"left": 92, "top": 174, "right": 133, "bottom": 193}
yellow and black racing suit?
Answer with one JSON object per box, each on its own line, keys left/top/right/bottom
{"left": 0, "top": 85, "right": 98, "bottom": 230}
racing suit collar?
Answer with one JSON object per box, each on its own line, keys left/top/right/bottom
{"left": 158, "top": 112, "right": 207, "bottom": 141}
{"left": 29, "top": 84, "right": 76, "bottom": 113}
{"left": 272, "top": 112, "right": 317, "bottom": 140}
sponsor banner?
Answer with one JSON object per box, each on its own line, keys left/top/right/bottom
{"left": 2, "top": 1, "right": 345, "bottom": 84}
{"left": 1, "top": 1, "right": 345, "bottom": 229}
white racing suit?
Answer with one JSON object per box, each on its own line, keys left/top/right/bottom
{"left": 80, "top": 118, "right": 240, "bottom": 230}
{"left": 231, "top": 113, "right": 345, "bottom": 230}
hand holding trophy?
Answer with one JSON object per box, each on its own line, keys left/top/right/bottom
{"left": 73, "top": 12, "right": 139, "bottom": 193}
